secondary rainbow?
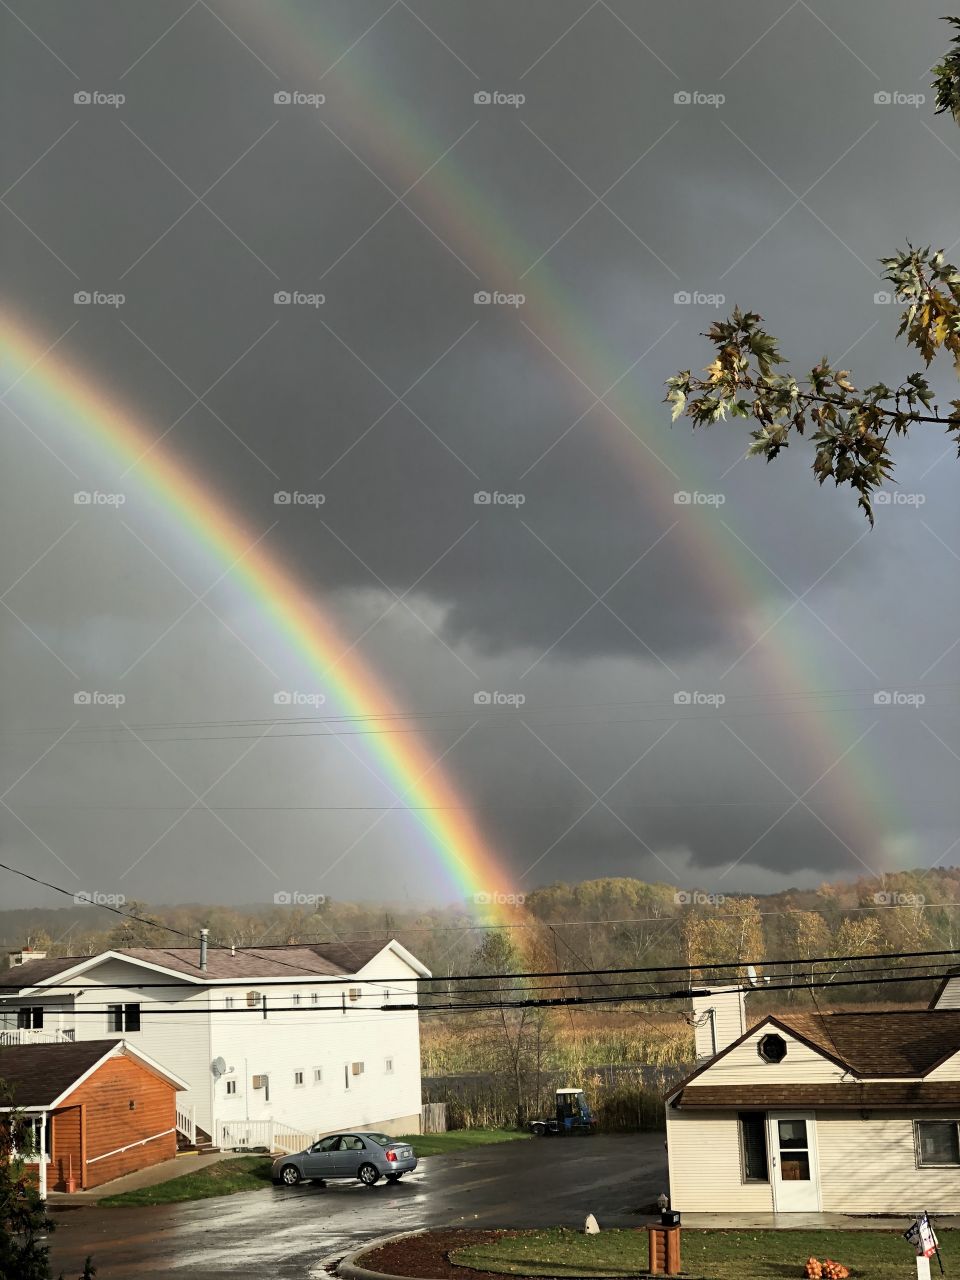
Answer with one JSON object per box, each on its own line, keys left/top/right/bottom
{"left": 235, "top": 4, "right": 898, "bottom": 866}
{"left": 0, "top": 311, "right": 517, "bottom": 907}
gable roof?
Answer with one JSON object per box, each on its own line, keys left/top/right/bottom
{"left": 929, "top": 968, "right": 960, "bottom": 1009}
{"left": 0, "top": 1039, "right": 187, "bottom": 1108}
{"left": 774, "top": 1010, "right": 960, "bottom": 1077}
{"left": 668, "top": 1008, "right": 960, "bottom": 1104}
{"left": 0, "top": 939, "right": 428, "bottom": 992}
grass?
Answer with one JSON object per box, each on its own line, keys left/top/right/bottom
{"left": 97, "top": 1156, "right": 274, "bottom": 1206}
{"left": 395, "top": 1128, "right": 530, "bottom": 1157}
{"left": 452, "top": 1227, "right": 957, "bottom": 1278}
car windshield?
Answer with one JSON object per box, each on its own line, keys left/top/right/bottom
{"left": 363, "top": 1132, "right": 397, "bottom": 1147}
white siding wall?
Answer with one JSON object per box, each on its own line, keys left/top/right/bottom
{"left": 209, "top": 948, "right": 423, "bottom": 1138}
{"left": 669, "top": 1106, "right": 960, "bottom": 1213}
{"left": 667, "top": 1106, "right": 774, "bottom": 1212}
{"left": 2, "top": 946, "right": 425, "bottom": 1141}
{"left": 816, "top": 1111, "right": 960, "bottom": 1213}
{"left": 934, "top": 977, "right": 960, "bottom": 1008}
{"left": 39, "top": 959, "right": 214, "bottom": 1133}
{"left": 692, "top": 990, "right": 746, "bottom": 1058}
{"left": 687, "top": 1026, "right": 846, "bottom": 1088}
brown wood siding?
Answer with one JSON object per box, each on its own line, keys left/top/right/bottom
{"left": 59, "top": 1054, "right": 178, "bottom": 1189}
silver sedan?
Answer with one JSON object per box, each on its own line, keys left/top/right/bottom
{"left": 272, "top": 1132, "right": 417, "bottom": 1187}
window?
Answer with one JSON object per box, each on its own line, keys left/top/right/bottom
{"left": 758, "top": 1033, "right": 787, "bottom": 1064}
{"left": 384, "top": 1057, "right": 394, "bottom": 1074}
{"left": 294, "top": 1070, "right": 304, "bottom": 1087}
{"left": 225, "top": 996, "right": 234, "bottom": 1009}
{"left": 311, "top": 992, "right": 319, "bottom": 1005}
{"left": 292, "top": 993, "right": 301, "bottom": 1006}
{"left": 348, "top": 987, "right": 361, "bottom": 1002}
{"left": 738, "top": 1112, "right": 769, "bottom": 1182}
{"left": 351, "top": 1061, "right": 365, "bottom": 1076}
{"left": 17, "top": 1007, "right": 43, "bottom": 1030}
{"left": 246, "top": 991, "right": 262, "bottom": 1007}
{"left": 916, "top": 1121, "right": 960, "bottom": 1166}
{"left": 344, "top": 1061, "right": 364, "bottom": 1089}
{"left": 226, "top": 1080, "right": 237, "bottom": 1096}
{"left": 313, "top": 1068, "right": 323, "bottom": 1084}
{"left": 107, "top": 1003, "right": 141, "bottom": 1033}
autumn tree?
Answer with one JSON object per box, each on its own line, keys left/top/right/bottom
{"left": 666, "top": 18, "right": 960, "bottom": 522}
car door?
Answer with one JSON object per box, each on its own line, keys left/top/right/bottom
{"left": 302, "top": 1134, "right": 343, "bottom": 1179}
{"left": 337, "top": 1134, "right": 367, "bottom": 1178}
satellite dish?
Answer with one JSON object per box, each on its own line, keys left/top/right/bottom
{"left": 212, "top": 1056, "right": 227, "bottom": 1078}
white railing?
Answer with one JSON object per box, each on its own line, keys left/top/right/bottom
{"left": 175, "top": 1104, "right": 196, "bottom": 1146}
{"left": 215, "top": 1119, "right": 313, "bottom": 1154}
{"left": 0, "top": 1028, "right": 76, "bottom": 1046}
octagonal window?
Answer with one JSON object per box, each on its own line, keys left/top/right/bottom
{"left": 758, "top": 1032, "right": 788, "bottom": 1063}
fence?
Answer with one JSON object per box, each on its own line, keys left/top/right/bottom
{"left": 0, "top": 1028, "right": 76, "bottom": 1046}
{"left": 214, "top": 1119, "right": 314, "bottom": 1154}
{"left": 175, "top": 1104, "right": 196, "bottom": 1146}
{"left": 421, "top": 1102, "right": 447, "bottom": 1133}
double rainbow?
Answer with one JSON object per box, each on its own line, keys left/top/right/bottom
{"left": 0, "top": 313, "right": 516, "bottom": 906}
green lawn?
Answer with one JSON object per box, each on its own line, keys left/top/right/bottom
{"left": 395, "top": 1128, "right": 530, "bottom": 1157}
{"left": 98, "top": 1156, "right": 274, "bottom": 1206}
{"left": 453, "top": 1227, "right": 956, "bottom": 1279}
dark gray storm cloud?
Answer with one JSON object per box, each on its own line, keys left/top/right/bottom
{"left": 1, "top": 0, "right": 959, "bottom": 908}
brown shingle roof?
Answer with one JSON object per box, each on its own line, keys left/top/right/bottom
{"left": 774, "top": 1010, "right": 960, "bottom": 1077}
{"left": 675, "top": 1081, "right": 960, "bottom": 1109}
{"left": 0, "top": 1040, "right": 121, "bottom": 1107}
{"left": 3, "top": 941, "right": 391, "bottom": 986}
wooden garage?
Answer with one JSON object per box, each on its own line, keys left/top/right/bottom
{"left": 0, "top": 1038, "right": 188, "bottom": 1195}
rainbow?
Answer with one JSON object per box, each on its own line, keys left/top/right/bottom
{"left": 0, "top": 312, "right": 517, "bottom": 907}
{"left": 233, "top": 2, "right": 896, "bottom": 871}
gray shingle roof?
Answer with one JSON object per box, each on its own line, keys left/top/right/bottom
{"left": 3, "top": 940, "right": 391, "bottom": 987}
{"left": 0, "top": 1040, "right": 121, "bottom": 1106}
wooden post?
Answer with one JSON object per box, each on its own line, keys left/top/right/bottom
{"left": 646, "top": 1225, "right": 681, "bottom": 1277}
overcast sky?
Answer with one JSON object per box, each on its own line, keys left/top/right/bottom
{"left": 2, "top": 0, "right": 959, "bottom": 915}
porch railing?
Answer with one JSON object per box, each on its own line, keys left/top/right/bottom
{"left": 0, "top": 1028, "right": 76, "bottom": 1046}
{"left": 175, "top": 1103, "right": 196, "bottom": 1146}
{"left": 214, "top": 1119, "right": 314, "bottom": 1154}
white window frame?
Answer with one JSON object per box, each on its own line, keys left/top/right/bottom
{"left": 226, "top": 1079, "right": 237, "bottom": 1096}
{"left": 915, "top": 1119, "right": 960, "bottom": 1167}
{"left": 313, "top": 1067, "right": 323, "bottom": 1084}
{"left": 384, "top": 1057, "right": 394, "bottom": 1075}
{"left": 294, "top": 1070, "right": 305, "bottom": 1087}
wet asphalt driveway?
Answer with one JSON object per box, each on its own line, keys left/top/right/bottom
{"left": 48, "top": 1133, "right": 668, "bottom": 1279}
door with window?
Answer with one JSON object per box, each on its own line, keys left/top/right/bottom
{"left": 767, "top": 1113, "right": 820, "bottom": 1211}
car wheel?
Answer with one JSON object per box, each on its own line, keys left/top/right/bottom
{"left": 279, "top": 1164, "right": 301, "bottom": 1186}
{"left": 358, "top": 1163, "right": 380, "bottom": 1186}
{"left": 530, "top": 1123, "right": 547, "bottom": 1136}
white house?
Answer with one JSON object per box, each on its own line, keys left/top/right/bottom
{"left": 666, "top": 980, "right": 960, "bottom": 1214}
{"left": 0, "top": 939, "right": 430, "bottom": 1150}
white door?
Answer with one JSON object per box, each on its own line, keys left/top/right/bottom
{"left": 768, "top": 1113, "right": 820, "bottom": 1211}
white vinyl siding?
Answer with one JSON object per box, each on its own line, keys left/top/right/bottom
{"left": 667, "top": 1106, "right": 774, "bottom": 1211}
{"left": 817, "top": 1111, "right": 960, "bottom": 1212}
{"left": 685, "top": 1026, "right": 846, "bottom": 1088}
{"left": 934, "top": 977, "right": 960, "bottom": 1009}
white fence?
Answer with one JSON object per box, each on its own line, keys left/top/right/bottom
{"left": 214, "top": 1120, "right": 314, "bottom": 1154}
{"left": 0, "top": 1028, "right": 75, "bottom": 1046}
{"left": 175, "top": 1104, "right": 196, "bottom": 1146}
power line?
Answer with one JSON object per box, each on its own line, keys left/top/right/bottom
{"left": 2, "top": 966, "right": 948, "bottom": 1019}
{"left": 3, "top": 680, "right": 958, "bottom": 738}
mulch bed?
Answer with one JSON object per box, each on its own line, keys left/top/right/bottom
{"left": 358, "top": 1230, "right": 531, "bottom": 1280}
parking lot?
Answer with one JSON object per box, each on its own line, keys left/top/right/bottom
{"left": 48, "top": 1133, "right": 668, "bottom": 1279}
